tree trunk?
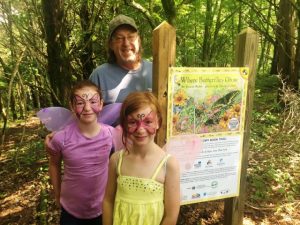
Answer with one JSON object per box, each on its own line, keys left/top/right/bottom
{"left": 10, "top": 92, "right": 17, "bottom": 120}
{"left": 257, "top": 3, "right": 272, "bottom": 74}
{"left": 237, "top": 1, "right": 242, "bottom": 33}
{"left": 79, "top": 0, "right": 95, "bottom": 80}
{"left": 270, "top": 42, "right": 279, "bottom": 75}
{"left": 0, "top": 90, "right": 8, "bottom": 144}
{"left": 5, "top": 1, "right": 17, "bottom": 120}
{"left": 294, "top": 0, "right": 300, "bottom": 90}
{"left": 276, "top": 0, "right": 296, "bottom": 88}
{"left": 42, "top": 0, "right": 72, "bottom": 106}
{"left": 161, "top": 0, "right": 176, "bottom": 26}
{"left": 202, "top": 0, "right": 213, "bottom": 66}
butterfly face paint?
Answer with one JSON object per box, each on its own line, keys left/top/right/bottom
{"left": 73, "top": 93, "right": 101, "bottom": 117}
{"left": 126, "top": 111, "right": 158, "bottom": 135}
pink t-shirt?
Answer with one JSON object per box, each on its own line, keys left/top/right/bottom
{"left": 49, "top": 122, "right": 113, "bottom": 219}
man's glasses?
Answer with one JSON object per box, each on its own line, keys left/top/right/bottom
{"left": 112, "top": 34, "right": 138, "bottom": 43}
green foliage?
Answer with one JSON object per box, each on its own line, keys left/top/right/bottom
{"left": 0, "top": 80, "right": 7, "bottom": 89}
{"left": 247, "top": 74, "right": 300, "bottom": 207}
{"left": 6, "top": 136, "right": 44, "bottom": 169}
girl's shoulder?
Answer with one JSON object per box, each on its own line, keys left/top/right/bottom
{"left": 154, "top": 144, "right": 178, "bottom": 166}
{"left": 166, "top": 154, "right": 178, "bottom": 166}
{"left": 109, "top": 149, "right": 125, "bottom": 170}
{"left": 154, "top": 145, "right": 179, "bottom": 172}
{"left": 48, "top": 125, "right": 76, "bottom": 153}
{"left": 50, "top": 122, "right": 77, "bottom": 145}
{"left": 110, "top": 149, "right": 124, "bottom": 160}
{"left": 54, "top": 121, "right": 77, "bottom": 134}
{"left": 52, "top": 123, "right": 72, "bottom": 141}
{"left": 99, "top": 123, "right": 114, "bottom": 132}
{"left": 99, "top": 122, "right": 112, "bottom": 128}
{"left": 164, "top": 154, "right": 180, "bottom": 176}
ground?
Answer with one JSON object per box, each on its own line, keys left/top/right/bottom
{"left": 0, "top": 114, "right": 299, "bottom": 225}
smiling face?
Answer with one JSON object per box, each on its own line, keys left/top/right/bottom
{"left": 120, "top": 92, "right": 162, "bottom": 149}
{"left": 110, "top": 25, "right": 141, "bottom": 69}
{"left": 71, "top": 87, "right": 103, "bottom": 123}
{"left": 127, "top": 109, "right": 158, "bottom": 135}
{"left": 126, "top": 106, "right": 159, "bottom": 145}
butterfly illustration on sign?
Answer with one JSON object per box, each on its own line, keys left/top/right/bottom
{"left": 196, "top": 90, "right": 242, "bottom": 127}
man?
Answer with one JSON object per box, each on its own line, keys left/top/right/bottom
{"left": 89, "top": 14, "right": 152, "bottom": 105}
{"left": 45, "top": 15, "right": 149, "bottom": 143}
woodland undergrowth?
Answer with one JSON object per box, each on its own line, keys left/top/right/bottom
{"left": 245, "top": 75, "right": 300, "bottom": 224}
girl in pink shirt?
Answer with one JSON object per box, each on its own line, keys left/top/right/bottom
{"left": 48, "top": 80, "right": 114, "bottom": 225}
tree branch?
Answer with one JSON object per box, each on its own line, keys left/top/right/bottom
{"left": 123, "top": 0, "right": 156, "bottom": 29}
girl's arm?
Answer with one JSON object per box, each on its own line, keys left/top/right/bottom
{"left": 48, "top": 153, "right": 62, "bottom": 206}
{"left": 103, "top": 152, "right": 118, "bottom": 225}
{"left": 161, "top": 156, "right": 180, "bottom": 225}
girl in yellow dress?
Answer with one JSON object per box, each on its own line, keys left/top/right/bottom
{"left": 103, "top": 92, "right": 180, "bottom": 225}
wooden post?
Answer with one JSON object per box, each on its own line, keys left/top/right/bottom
{"left": 224, "top": 28, "right": 259, "bottom": 225}
{"left": 152, "top": 21, "right": 176, "bottom": 147}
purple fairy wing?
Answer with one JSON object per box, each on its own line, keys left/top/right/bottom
{"left": 98, "top": 103, "right": 122, "bottom": 125}
{"left": 108, "top": 125, "right": 124, "bottom": 151}
{"left": 36, "top": 107, "right": 75, "bottom": 131}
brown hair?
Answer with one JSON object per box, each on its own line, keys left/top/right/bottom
{"left": 69, "top": 80, "right": 102, "bottom": 105}
{"left": 120, "top": 92, "right": 162, "bottom": 148}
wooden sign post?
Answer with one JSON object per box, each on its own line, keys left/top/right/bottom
{"left": 152, "top": 21, "right": 176, "bottom": 147}
{"left": 224, "top": 28, "right": 259, "bottom": 225}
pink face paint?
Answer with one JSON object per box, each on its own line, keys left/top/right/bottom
{"left": 73, "top": 93, "right": 101, "bottom": 117}
{"left": 126, "top": 111, "right": 158, "bottom": 134}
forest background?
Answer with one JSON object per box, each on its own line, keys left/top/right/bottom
{"left": 0, "top": 0, "right": 299, "bottom": 224}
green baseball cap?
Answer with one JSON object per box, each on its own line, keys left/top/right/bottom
{"left": 108, "top": 14, "right": 138, "bottom": 39}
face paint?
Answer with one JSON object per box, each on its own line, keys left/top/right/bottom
{"left": 126, "top": 111, "right": 158, "bottom": 134}
{"left": 73, "top": 93, "right": 101, "bottom": 117}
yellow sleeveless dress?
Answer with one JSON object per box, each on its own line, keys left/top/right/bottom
{"left": 113, "top": 150, "right": 170, "bottom": 225}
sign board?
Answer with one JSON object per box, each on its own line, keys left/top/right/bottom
{"left": 166, "top": 67, "right": 249, "bottom": 205}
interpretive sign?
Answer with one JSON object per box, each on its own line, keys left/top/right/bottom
{"left": 166, "top": 67, "right": 249, "bottom": 205}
